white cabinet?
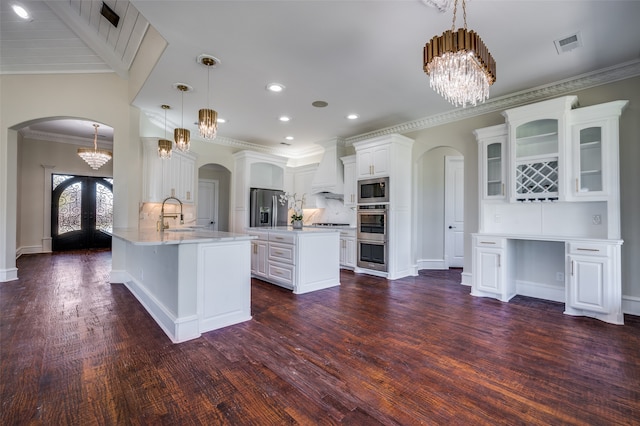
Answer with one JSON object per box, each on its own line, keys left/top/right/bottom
{"left": 142, "top": 139, "right": 196, "bottom": 203}
{"left": 356, "top": 143, "right": 389, "bottom": 178}
{"left": 503, "top": 96, "right": 576, "bottom": 202}
{"left": 353, "top": 134, "right": 414, "bottom": 280}
{"left": 475, "top": 124, "right": 507, "bottom": 200}
{"left": 251, "top": 239, "right": 268, "bottom": 280}
{"left": 248, "top": 229, "right": 340, "bottom": 294}
{"left": 341, "top": 155, "right": 357, "bottom": 206}
{"left": 471, "top": 236, "right": 514, "bottom": 302}
{"left": 565, "top": 241, "right": 622, "bottom": 324}
{"left": 339, "top": 229, "right": 356, "bottom": 269}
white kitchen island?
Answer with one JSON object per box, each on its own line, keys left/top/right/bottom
{"left": 248, "top": 227, "right": 341, "bottom": 294}
{"left": 109, "top": 228, "right": 255, "bottom": 343}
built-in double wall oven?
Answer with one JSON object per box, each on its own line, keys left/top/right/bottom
{"left": 357, "top": 204, "right": 388, "bottom": 272}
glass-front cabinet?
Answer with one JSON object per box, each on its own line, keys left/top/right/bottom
{"left": 576, "top": 125, "right": 603, "bottom": 194}
{"left": 474, "top": 124, "right": 507, "bottom": 201}
{"left": 513, "top": 118, "right": 559, "bottom": 201}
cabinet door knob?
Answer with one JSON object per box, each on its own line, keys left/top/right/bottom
{"left": 449, "top": 225, "right": 455, "bottom": 229}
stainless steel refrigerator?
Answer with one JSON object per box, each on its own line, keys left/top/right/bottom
{"left": 249, "top": 188, "right": 288, "bottom": 227}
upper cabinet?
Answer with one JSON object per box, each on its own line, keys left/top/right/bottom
{"left": 568, "top": 101, "right": 628, "bottom": 202}
{"left": 503, "top": 96, "right": 577, "bottom": 202}
{"left": 475, "top": 124, "right": 507, "bottom": 200}
{"left": 356, "top": 143, "right": 389, "bottom": 178}
{"left": 142, "top": 139, "right": 197, "bottom": 204}
{"left": 341, "top": 155, "right": 357, "bottom": 207}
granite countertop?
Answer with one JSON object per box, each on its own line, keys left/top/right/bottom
{"left": 108, "top": 228, "right": 257, "bottom": 246}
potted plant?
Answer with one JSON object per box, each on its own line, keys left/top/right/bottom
{"left": 279, "top": 193, "right": 306, "bottom": 229}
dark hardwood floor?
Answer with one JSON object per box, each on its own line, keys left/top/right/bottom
{"left": 2, "top": 250, "right": 639, "bottom": 425}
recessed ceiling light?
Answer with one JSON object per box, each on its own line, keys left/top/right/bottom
{"left": 217, "top": 118, "right": 226, "bottom": 124}
{"left": 285, "top": 136, "right": 294, "bottom": 141}
{"left": 267, "top": 83, "right": 285, "bottom": 93}
{"left": 346, "top": 114, "right": 359, "bottom": 120}
{"left": 11, "top": 3, "right": 30, "bottom": 20}
{"left": 312, "top": 101, "right": 328, "bottom": 108}
{"left": 279, "top": 116, "right": 291, "bottom": 122}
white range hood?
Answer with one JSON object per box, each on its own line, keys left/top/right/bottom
{"left": 311, "top": 138, "right": 345, "bottom": 198}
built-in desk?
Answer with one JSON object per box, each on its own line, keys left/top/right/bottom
{"left": 471, "top": 233, "right": 623, "bottom": 325}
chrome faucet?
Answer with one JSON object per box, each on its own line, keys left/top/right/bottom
{"left": 159, "top": 196, "right": 184, "bottom": 230}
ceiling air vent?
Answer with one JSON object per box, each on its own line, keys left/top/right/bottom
{"left": 554, "top": 32, "right": 582, "bottom": 54}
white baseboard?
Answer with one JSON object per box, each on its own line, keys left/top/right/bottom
{"left": 0, "top": 267, "right": 18, "bottom": 282}
{"left": 16, "top": 245, "right": 47, "bottom": 258}
{"left": 113, "top": 274, "right": 200, "bottom": 344}
{"left": 516, "top": 280, "right": 565, "bottom": 303}
{"left": 622, "top": 295, "right": 640, "bottom": 317}
{"left": 416, "top": 259, "right": 447, "bottom": 270}
{"left": 460, "top": 272, "right": 472, "bottom": 287}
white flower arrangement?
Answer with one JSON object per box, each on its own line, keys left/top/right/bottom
{"left": 279, "top": 192, "right": 306, "bottom": 223}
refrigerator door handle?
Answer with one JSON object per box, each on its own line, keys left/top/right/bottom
{"left": 272, "top": 195, "right": 277, "bottom": 227}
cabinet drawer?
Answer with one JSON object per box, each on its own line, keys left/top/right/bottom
{"left": 269, "top": 243, "right": 295, "bottom": 264}
{"left": 340, "top": 229, "right": 356, "bottom": 238}
{"left": 269, "top": 233, "right": 296, "bottom": 245}
{"left": 567, "top": 242, "right": 610, "bottom": 256}
{"left": 475, "top": 236, "right": 504, "bottom": 248}
{"left": 248, "top": 231, "right": 269, "bottom": 241}
{"left": 268, "top": 262, "right": 294, "bottom": 286}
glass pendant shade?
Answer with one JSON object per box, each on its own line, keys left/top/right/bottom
{"left": 158, "top": 139, "right": 172, "bottom": 159}
{"left": 174, "top": 128, "right": 190, "bottom": 152}
{"left": 198, "top": 108, "right": 218, "bottom": 139}
{"left": 78, "top": 124, "right": 112, "bottom": 170}
{"left": 423, "top": 0, "right": 496, "bottom": 107}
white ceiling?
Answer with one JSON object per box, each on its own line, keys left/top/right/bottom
{"left": 2, "top": 0, "right": 640, "bottom": 156}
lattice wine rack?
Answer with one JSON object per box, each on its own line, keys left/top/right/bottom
{"left": 515, "top": 160, "right": 559, "bottom": 200}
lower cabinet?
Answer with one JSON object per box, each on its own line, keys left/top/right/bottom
{"left": 471, "top": 236, "right": 514, "bottom": 302}
{"left": 339, "top": 229, "right": 356, "bottom": 269}
{"left": 565, "top": 242, "right": 621, "bottom": 324}
{"left": 248, "top": 229, "right": 340, "bottom": 294}
{"left": 471, "top": 234, "right": 623, "bottom": 325}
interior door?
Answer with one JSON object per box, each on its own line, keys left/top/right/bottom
{"left": 52, "top": 175, "right": 113, "bottom": 251}
{"left": 445, "top": 156, "right": 464, "bottom": 268}
{"left": 197, "top": 179, "right": 218, "bottom": 230}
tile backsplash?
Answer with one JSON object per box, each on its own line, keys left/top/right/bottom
{"left": 139, "top": 202, "right": 196, "bottom": 230}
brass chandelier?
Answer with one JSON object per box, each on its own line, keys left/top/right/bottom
{"left": 197, "top": 54, "right": 219, "bottom": 140}
{"left": 158, "top": 104, "right": 172, "bottom": 159}
{"left": 174, "top": 84, "right": 191, "bottom": 152}
{"left": 423, "top": 0, "right": 496, "bottom": 107}
{"left": 78, "top": 123, "right": 112, "bottom": 170}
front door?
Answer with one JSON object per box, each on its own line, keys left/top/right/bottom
{"left": 52, "top": 174, "right": 113, "bottom": 251}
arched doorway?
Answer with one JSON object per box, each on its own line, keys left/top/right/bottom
{"left": 51, "top": 174, "right": 113, "bottom": 251}
{"left": 198, "top": 163, "right": 231, "bottom": 232}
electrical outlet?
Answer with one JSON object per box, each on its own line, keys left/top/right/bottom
{"left": 556, "top": 272, "right": 564, "bottom": 282}
{"left": 592, "top": 214, "right": 602, "bottom": 225}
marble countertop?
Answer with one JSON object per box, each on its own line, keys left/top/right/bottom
{"left": 246, "top": 226, "right": 343, "bottom": 234}
{"left": 108, "top": 228, "right": 256, "bottom": 246}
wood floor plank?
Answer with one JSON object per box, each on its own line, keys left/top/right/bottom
{"left": 1, "top": 251, "right": 639, "bottom": 425}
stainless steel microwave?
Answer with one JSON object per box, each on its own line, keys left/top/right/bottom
{"left": 358, "top": 177, "right": 389, "bottom": 204}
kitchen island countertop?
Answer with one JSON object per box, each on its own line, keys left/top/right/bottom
{"left": 109, "top": 227, "right": 256, "bottom": 246}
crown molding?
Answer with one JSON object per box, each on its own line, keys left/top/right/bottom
{"left": 344, "top": 58, "right": 640, "bottom": 145}
{"left": 19, "top": 128, "right": 112, "bottom": 150}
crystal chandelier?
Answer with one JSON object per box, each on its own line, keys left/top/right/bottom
{"left": 78, "top": 124, "right": 112, "bottom": 170}
{"left": 423, "top": 0, "right": 496, "bottom": 107}
{"left": 158, "top": 104, "right": 172, "bottom": 159}
{"left": 174, "top": 84, "right": 191, "bottom": 152}
{"left": 197, "top": 54, "right": 219, "bottom": 140}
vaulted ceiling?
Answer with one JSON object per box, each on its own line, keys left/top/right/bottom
{"left": 2, "top": 0, "right": 640, "bottom": 155}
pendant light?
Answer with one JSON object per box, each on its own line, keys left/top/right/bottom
{"left": 158, "top": 104, "right": 172, "bottom": 159}
{"left": 423, "top": 0, "right": 496, "bottom": 107}
{"left": 197, "top": 54, "right": 219, "bottom": 140}
{"left": 174, "top": 84, "right": 191, "bottom": 152}
{"left": 78, "top": 123, "right": 112, "bottom": 170}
